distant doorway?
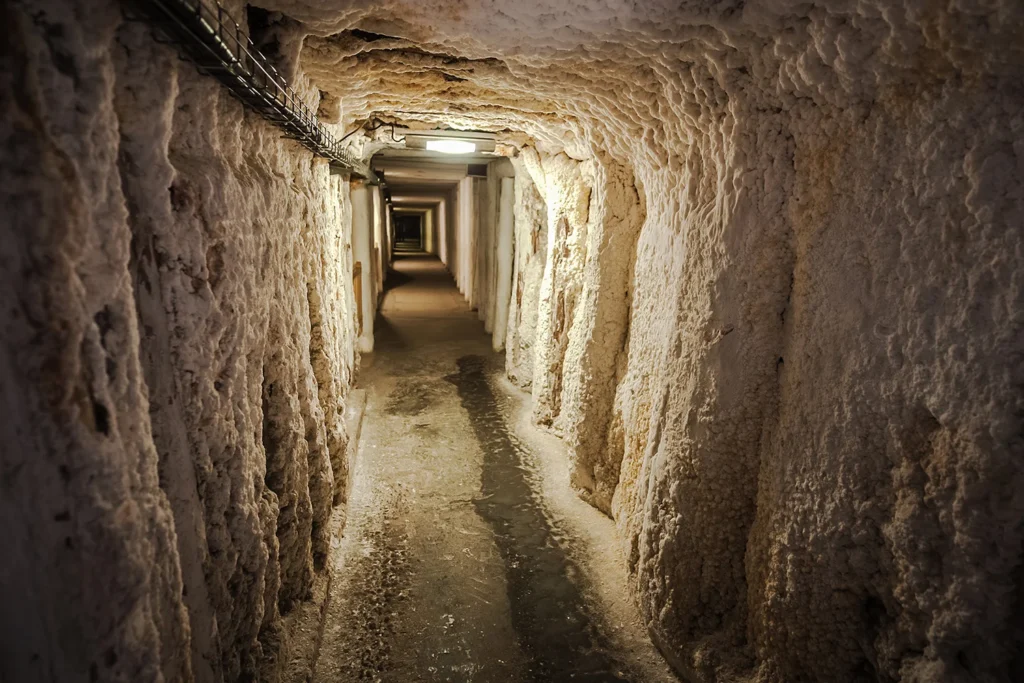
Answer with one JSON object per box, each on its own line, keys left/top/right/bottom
{"left": 394, "top": 214, "right": 423, "bottom": 253}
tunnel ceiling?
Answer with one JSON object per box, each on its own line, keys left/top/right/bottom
{"left": 371, "top": 147, "right": 489, "bottom": 195}
{"left": 255, "top": 0, "right": 1021, "bottom": 164}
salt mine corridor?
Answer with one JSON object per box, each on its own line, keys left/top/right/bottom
{"left": 2, "top": 1, "right": 1023, "bottom": 682}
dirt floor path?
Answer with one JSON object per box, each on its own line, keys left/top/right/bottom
{"left": 312, "top": 255, "right": 676, "bottom": 683}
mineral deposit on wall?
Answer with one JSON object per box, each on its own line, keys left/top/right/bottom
{"left": 4, "top": 2, "right": 359, "bottom": 680}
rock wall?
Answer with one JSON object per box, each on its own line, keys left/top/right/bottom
{"left": 491, "top": 175, "right": 516, "bottom": 353}
{"left": 505, "top": 156, "right": 548, "bottom": 389}
{"left": 293, "top": 1, "right": 1024, "bottom": 680}
{"left": 526, "top": 151, "right": 592, "bottom": 434}
{"left": 558, "top": 159, "right": 645, "bottom": 514}
{"left": 2, "top": 1, "right": 359, "bottom": 681}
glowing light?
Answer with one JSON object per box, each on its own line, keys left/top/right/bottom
{"left": 426, "top": 139, "right": 476, "bottom": 154}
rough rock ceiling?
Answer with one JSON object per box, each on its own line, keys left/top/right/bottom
{"left": 249, "top": 0, "right": 1022, "bottom": 162}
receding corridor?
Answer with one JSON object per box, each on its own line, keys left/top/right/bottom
{"left": 4, "top": 2, "right": 1023, "bottom": 682}
{"left": 314, "top": 256, "right": 673, "bottom": 682}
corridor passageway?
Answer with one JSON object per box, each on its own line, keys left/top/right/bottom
{"left": 314, "top": 255, "right": 673, "bottom": 682}
{"left": 3, "top": 1, "right": 1023, "bottom": 682}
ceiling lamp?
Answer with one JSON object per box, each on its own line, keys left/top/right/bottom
{"left": 399, "top": 128, "right": 497, "bottom": 154}
{"left": 426, "top": 139, "right": 477, "bottom": 154}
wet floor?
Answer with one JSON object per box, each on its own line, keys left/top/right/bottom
{"left": 313, "top": 255, "right": 676, "bottom": 683}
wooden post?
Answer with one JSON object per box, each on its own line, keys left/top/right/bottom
{"left": 353, "top": 261, "right": 363, "bottom": 335}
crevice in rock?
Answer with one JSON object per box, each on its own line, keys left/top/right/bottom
{"left": 347, "top": 28, "right": 398, "bottom": 43}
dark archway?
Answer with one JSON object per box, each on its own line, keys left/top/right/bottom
{"left": 394, "top": 214, "right": 422, "bottom": 252}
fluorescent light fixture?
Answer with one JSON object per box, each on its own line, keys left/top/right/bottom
{"left": 426, "top": 139, "right": 476, "bottom": 154}
{"left": 398, "top": 128, "right": 497, "bottom": 153}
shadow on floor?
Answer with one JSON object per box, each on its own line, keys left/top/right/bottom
{"left": 383, "top": 265, "right": 415, "bottom": 293}
{"left": 446, "top": 355, "right": 632, "bottom": 683}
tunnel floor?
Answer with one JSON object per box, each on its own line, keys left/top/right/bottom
{"left": 312, "top": 255, "right": 675, "bottom": 683}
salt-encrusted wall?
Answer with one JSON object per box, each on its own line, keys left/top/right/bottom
{"left": 558, "top": 159, "right": 645, "bottom": 514}
{"left": 293, "top": 2, "right": 1023, "bottom": 680}
{"left": 2, "top": 4, "right": 192, "bottom": 679}
{"left": 525, "top": 150, "right": 592, "bottom": 433}
{"left": 2, "top": 1, "right": 359, "bottom": 681}
{"left": 505, "top": 155, "right": 548, "bottom": 389}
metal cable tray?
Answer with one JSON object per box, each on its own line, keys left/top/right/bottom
{"left": 125, "top": 0, "right": 375, "bottom": 179}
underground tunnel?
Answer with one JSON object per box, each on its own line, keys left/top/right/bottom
{"left": 2, "top": 0, "right": 1023, "bottom": 682}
